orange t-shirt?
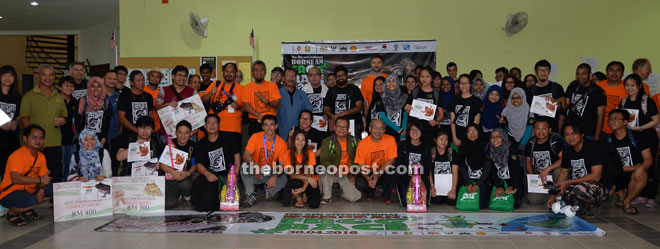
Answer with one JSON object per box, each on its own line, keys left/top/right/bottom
{"left": 596, "top": 80, "right": 651, "bottom": 134}
{"left": 360, "top": 73, "right": 387, "bottom": 106}
{"left": 280, "top": 149, "right": 318, "bottom": 179}
{"left": 338, "top": 138, "right": 350, "bottom": 174}
{"left": 245, "top": 131, "right": 288, "bottom": 167}
{"left": 354, "top": 134, "right": 398, "bottom": 172}
{"left": 142, "top": 86, "right": 161, "bottom": 132}
{"left": 201, "top": 81, "right": 245, "bottom": 133}
{"left": 0, "top": 147, "right": 49, "bottom": 200}
{"left": 242, "top": 81, "right": 281, "bottom": 120}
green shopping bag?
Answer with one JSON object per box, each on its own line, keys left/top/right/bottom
{"left": 456, "top": 184, "right": 479, "bottom": 211}
{"left": 489, "top": 180, "right": 514, "bottom": 212}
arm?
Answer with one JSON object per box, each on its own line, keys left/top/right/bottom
{"left": 10, "top": 172, "right": 42, "bottom": 185}
{"left": 473, "top": 113, "right": 481, "bottom": 125}
{"left": 243, "top": 150, "right": 255, "bottom": 165}
{"left": 340, "top": 100, "right": 363, "bottom": 117}
{"left": 116, "top": 148, "right": 128, "bottom": 162}
{"left": 102, "top": 150, "right": 112, "bottom": 178}
{"left": 450, "top": 112, "right": 459, "bottom": 145}
{"left": 526, "top": 157, "right": 534, "bottom": 175}
{"left": 242, "top": 102, "right": 262, "bottom": 121}
{"left": 594, "top": 106, "right": 605, "bottom": 141}
{"left": 379, "top": 112, "right": 402, "bottom": 132}
{"left": 562, "top": 165, "right": 602, "bottom": 186}
{"left": 638, "top": 114, "right": 660, "bottom": 131}
{"left": 324, "top": 106, "right": 336, "bottom": 120}
{"left": 117, "top": 110, "right": 137, "bottom": 133}
{"left": 631, "top": 148, "right": 653, "bottom": 172}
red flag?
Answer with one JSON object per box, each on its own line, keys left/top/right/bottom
{"left": 110, "top": 30, "right": 116, "bottom": 49}
{"left": 249, "top": 29, "right": 254, "bottom": 48}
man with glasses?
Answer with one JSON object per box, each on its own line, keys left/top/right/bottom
{"left": 596, "top": 61, "right": 649, "bottom": 135}
{"left": 528, "top": 59, "right": 565, "bottom": 133}
{"left": 324, "top": 66, "right": 364, "bottom": 136}
{"left": 319, "top": 117, "right": 361, "bottom": 204}
{"left": 302, "top": 67, "right": 329, "bottom": 133}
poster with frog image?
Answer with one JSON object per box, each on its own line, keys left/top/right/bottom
{"left": 157, "top": 94, "right": 206, "bottom": 136}
{"left": 53, "top": 179, "right": 113, "bottom": 222}
{"left": 112, "top": 176, "right": 165, "bottom": 214}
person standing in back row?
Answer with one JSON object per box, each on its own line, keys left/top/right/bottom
{"left": 201, "top": 62, "right": 244, "bottom": 149}
{"left": 361, "top": 55, "right": 387, "bottom": 108}
{"left": 527, "top": 60, "right": 564, "bottom": 134}
{"left": 242, "top": 61, "right": 281, "bottom": 136}
{"left": 324, "top": 66, "right": 364, "bottom": 136}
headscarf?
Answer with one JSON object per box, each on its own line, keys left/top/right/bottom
{"left": 440, "top": 76, "right": 455, "bottom": 110}
{"left": 502, "top": 87, "right": 529, "bottom": 142}
{"left": 489, "top": 127, "right": 510, "bottom": 171}
{"left": 471, "top": 77, "right": 488, "bottom": 100}
{"left": 381, "top": 75, "right": 408, "bottom": 116}
{"left": 78, "top": 76, "right": 106, "bottom": 115}
{"left": 481, "top": 85, "right": 503, "bottom": 130}
{"left": 77, "top": 129, "right": 103, "bottom": 180}
{"left": 459, "top": 123, "right": 486, "bottom": 170}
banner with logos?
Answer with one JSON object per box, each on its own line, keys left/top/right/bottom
{"left": 282, "top": 40, "right": 436, "bottom": 89}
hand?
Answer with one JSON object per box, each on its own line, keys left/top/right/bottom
{"left": 256, "top": 92, "right": 269, "bottom": 105}
{"left": 495, "top": 187, "right": 505, "bottom": 196}
{"left": 307, "top": 177, "right": 318, "bottom": 188}
{"left": 539, "top": 169, "right": 550, "bottom": 184}
{"left": 40, "top": 175, "right": 52, "bottom": 186}
{"left": 288, "top": 127, "right": 295, "bottom": 139}
{"left": 497, "top": 115, "right": 505, "bottom": 124}
{"left": 546, "top": 195, "right": 557, "bottom": 208}
{"left": 211, "top": 85, "right": 218, "bottom": 94}
{"left": 255, "top": 170, "right": 263, "bottom": 180}
{"left": 348, "top": 175, "right": 356, "bottom": 184}
{"left": 399, "top": 129, "right": 407, "bottom": 137}
{"left": 95, "top": 175, "right": 106, "bottom": 181}
{"left": 1, "top": 121, "right": 17, "bottom": 131}
{"left": 266, "top": 175, "right": 278, "bottom": 189}
{"left": 205, "top": 173, "right": 218, "bottom": 182}
{"left": 404, "top": 104, "right": 412, "bottom": 112}
{"left": 54, "top": 117, "right": 66, "bottom": 126}
{"left": 447, "top": 190, "right": 456, "bottom": 199}
{"left": 505, "top": 187, "right": 517, "bottom": 195}
{"left": 167, "top": 101, "right": 178, "bottom": 108}
{"left": 430, "top": 187, "right": 437, "bottom": 197}
{"left": 557, "top": 181, "right": 570, "bottom": 194}
{"left": 545, "top": 96, "right": 556, "bottom": 102}
{"left": 79, "top": 176, "right": 90, "bottom": 182}
{"left": 230, "top": 102, "right": 239, "bottom": 110}
{"left": 173, "top": 171, "right": 186, "bottom": 181}
{"left": 429, "top": 120, "right": 437, "bottom": 126}
{"left": 453, "top": 138, "right": 461, "bottom": 146}
{"left": 292, "top": 187, "right": 305, "bottom": 195}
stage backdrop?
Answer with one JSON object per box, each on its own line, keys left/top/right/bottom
{"left": 282, "top": 40, "right": 436, "bottom": 89}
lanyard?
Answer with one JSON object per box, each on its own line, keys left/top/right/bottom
{"left": 263, "top": 134, "right": 276, "bottom": 165}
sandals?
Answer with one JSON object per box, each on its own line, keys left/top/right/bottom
{"left": 616, "top": 200, "right": 624, "bottom": 207}
{"left": 294, "top": 200, "right": 304, "bottom": 208}
{"left": 22, "top": 210, "right": 41, "bottom": 220}
{"left": 623, "top": 206, "right": 640, "bottom": 215}
{"left": 6, "top": 213, "right": 27, "bottom": 226}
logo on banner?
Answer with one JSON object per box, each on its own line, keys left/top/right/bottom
{"left": 296, "top": 46, "right": 302, "bottom": 52}
{"left": 382, "top": 44, "right": 387, "bottom": 49}
{"left": 320, "top": 46, "right": 328, "bottom": 52}
{"left": 350, "top": 46, "right": 357, "bottom": 52}
{"left": 364, "top": 45, "right": 377, "bottom": 51}
{"left": 414, "top": 45, "right": 427, "bottom": 50}
{"left": 304, "top": 46, "right": 311, "bottom": 52}
{"left": 393, "top": 44, "right": 399, "bottom": 51}
{"left": 330, "top": 46, "right": 337, "bottom": 51}
{"left": 339, "top": 46, "right": 348, "bottom": 51}
{"left": 403, "top": 44, "right": 411, "bottom": 50}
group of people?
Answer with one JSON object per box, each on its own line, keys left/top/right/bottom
{"left": 0, "top": 55, "right": 658, "bottom": 226}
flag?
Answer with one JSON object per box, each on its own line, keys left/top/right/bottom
{"left": 110, "top": 30, "right": 116, "bottom": 49}
{"left": 249, "top": 29, "right": 254, "bottom": 48}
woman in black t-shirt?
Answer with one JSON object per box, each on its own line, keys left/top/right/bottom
{"left": 395, "top": 122, "right": 432, "bottom": 207}
{"left": 620, "top": 74, "right": 660, "bottom": 207}
{"left": 450, "top": 74, "right": 482, "bottom": 146}
{"left": 430, "top": 131, "right": 458, "bottom": 205}
{"left": 487, "top": 128, "right": 522, "bottom": 207}
{"left": 0, "top": 65, "right": 21, "bottom": 178}
{"left": 365, "top": 76, "right": 386, "bottom": 130}
{"left": 453, "top": 124, "right": 492, "bottom": 209}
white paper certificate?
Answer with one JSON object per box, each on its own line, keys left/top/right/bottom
{"left": 530, "top": 96, "right": 558, "bottom": 118}
{"left": 434, "top": 174, "right": 453, "bottom": 196}
{"left": 410, "top": 99, "right": 437, "bottom": 121}
{"left": 527, "top": 174, "right": 553, "bottom": 194}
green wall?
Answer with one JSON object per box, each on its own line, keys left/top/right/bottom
{"left": 120, "top": 0, "right": 660, "bottom": 85}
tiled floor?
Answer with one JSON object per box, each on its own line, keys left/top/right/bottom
{"left": 2, "top": 196, "right": 660, "bottom": 249}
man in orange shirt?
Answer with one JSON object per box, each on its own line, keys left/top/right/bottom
{"left": 242, "top": 61, "right": 282, "bottom": 136}
{"left": 201, "top": 62, "right": 244, "bottom": 148}
{"left": 360, "top": 55, "right": 387, "bottom": 105}
{"left": 0, "top": 125, "right": 52, "bottom": 226}
{"left": 596, "top": 61, "right": 650, "bottom": 135}
{"left": 242, "top": 115, "right": 288, "bottom": 207}
{"left": 354, "top": 119, "right": 397, "bottom": 204}
{"left": 143, "top": 68, "right": 163, "bottom": 133}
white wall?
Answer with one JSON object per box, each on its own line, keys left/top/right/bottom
{"left": 78, "top": 18, "right": 119, "bottom": 68}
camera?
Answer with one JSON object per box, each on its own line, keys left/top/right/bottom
{"left": 544, "top": 181, "right": 560, "bottom": 195}
{"left": 211, "top": 95, "right": 238, "bottom": 113}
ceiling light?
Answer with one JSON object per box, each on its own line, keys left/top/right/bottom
{"left": 30, "top": 1, "right": 39, "bottom": 6}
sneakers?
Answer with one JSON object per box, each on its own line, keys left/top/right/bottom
{"left": 244, "top": 193, "right": 257, "bottom": 207}
{"left": 646, "top": 199, "right": 657, "bottom": 208}
{"left": 321, "top": 198, "right": 331, "bottom": 205}
{"left": 631, "top": 197, "right": 647, "bottom": 205}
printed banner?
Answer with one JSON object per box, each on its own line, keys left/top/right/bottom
{"left": 112, "top": 176, "right": 165, "bottom": 214}
{"left": 157, "top": 94, "right": 206, "bottom": 136}
{"left": 96, "top": 212, "right": 605, "bottom": 236}
{"left": 282, "top": 40, "right": 436, "bottom": 89}
{"left": 53, "top": 179, "right": 113, "bottom": 222}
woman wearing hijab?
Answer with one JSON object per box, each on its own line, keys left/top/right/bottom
{"left": 487, "top": 127, "right": 522, "bottom": 207}
{"left": 501, "top": 87, "right": 531, "bottom": 149}
{"left": 76, "top": 76, "right": 113, "bottom": 147}
{"left": 471, "top": 77, "right": 488, "bottom": 100}
{"left": 67, "top": 129, "right": 112, "bottom": 182}
{"left": 380, "top": 75, "right": 409, "bottom": 140}
{"left": 438, "top": 76, "right": 455, "bottom": 134}
{"left": 452, "top": 124, "right": 492, "bottom": 209}
{"left": 481, "top": 85, "right": 503, "bottom": 134}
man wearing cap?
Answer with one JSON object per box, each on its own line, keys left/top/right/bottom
{"left": 144, "top": 68, "right": 163, "bottom": 133}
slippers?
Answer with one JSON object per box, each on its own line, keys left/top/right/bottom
{"left": 615, "top": 200, "right": 624, "bottom": 207}
{"left": 623, "top": 206, "right": 640, "bottom": 215}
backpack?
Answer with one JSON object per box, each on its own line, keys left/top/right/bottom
{"left": 528, "top": 134, "right": 563, "bottom": 158}
{"left": 431, "top": 146, "right": 453, "bottom": 163}
{"left": 621, "top": 95, "right": 649, "bottom": 117}
{"left": 606, "top": 129, "right": 640, "bottom": 151}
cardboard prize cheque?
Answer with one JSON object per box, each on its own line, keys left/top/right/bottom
{"left": 410, "top": 99, "right": 437, "bottom": 121}
{"left": 433, "top": 174, "right": 453, "bottom": 196}
{"left": 527, "top": 174, "right": 553, "bottom": 194}
{"left": 311, "top": 115, "right": 328, "bottom": 132}
{"left": 112, "top": 176, "right": 165, "bottom": 214}
{"left": 158, "top": 94, "right": 206, "bottom": 136}
{"left": 127, "top": 142, "right": 151, "bottom": 162}
{"left": 53, "top": 179, "right": 113, "bottom": 222}
{"left": 530, "top": 96, "right": 557, "bottom": 117}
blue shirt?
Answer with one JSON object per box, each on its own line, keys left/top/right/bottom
{"left": 276, "top": 86, "right": 313, "bottom": 140}
{"left": 107, "top": 90, "right": 121, "bottom": 141}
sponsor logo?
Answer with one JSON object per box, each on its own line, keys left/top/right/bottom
{"left": 330, "top": 46, "right": 337, "bottom": 51}
{"left": 393, "top": 44, "right": 399, "bottom": 51}
{"left": 493, "top": 195, "right": 509, "bottom": 201}
{"left": 364, "top": 45, "right": 377, "bottom": 51}
{"left": 304, "top": 46, "right": 311, "bottom": 52}
{"left": 296, "top": 46, "right": 302, "bottom": 52}
{"left": 319, "top": 46, "right": 328, "bottom": 52}
{"left": 382, "top": 44, "right": 387, "bottom": 49}
{"left": 460, "top": 192, "right": 477, "bottom": 201}
{"left": 350, "top": 45, "right": 357, "bottom": 52}
{"left": 403, "top": 44, "right": 411, "bottom": 50}
{"left": 414, "top": 45, "right": 427, "bottom": 50}
{"left": 339, "top": 46, "right": 348, "bottom": 51}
